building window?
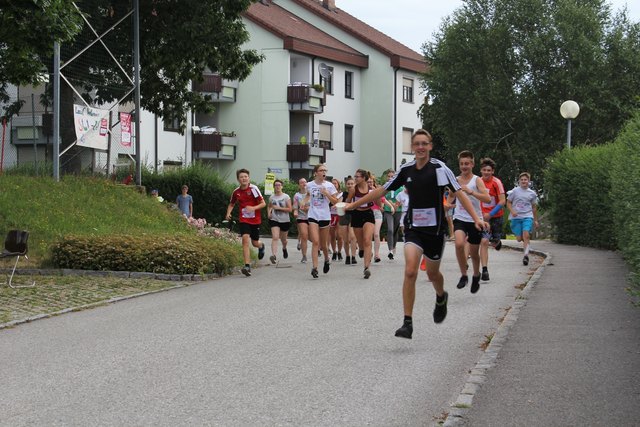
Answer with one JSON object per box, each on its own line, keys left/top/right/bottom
{"left": 344, "top": 124, "right": 353, "bottom": 152}
{"left": 320, "top": 66, "right": 333, "bottom": 95}
{"left": 402, "top": 77, "right": 414, "bottom": 103}
{"left": 402, "top": 128, "right": 413, "bottom": 154}
{"left": 345, "top": 71, "right": 353, "bottom": 99}
{"left": 163, "top": 115, "right": 181, "bottom": 133}
{"left": 319, "top": 121, "right": 332, "bottom": 149}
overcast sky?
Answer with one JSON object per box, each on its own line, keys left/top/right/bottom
{"left": 338, "top": 0, "right": 640, "bottom": 53}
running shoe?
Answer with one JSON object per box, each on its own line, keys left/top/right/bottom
{"left": 269, "top": 255, "right": 277, "bottom": 264}
{"left": 351, "top": 256, "right": 357, "bottom": 265}
{"left": 258, "top": 243, "right": 265, "bottom": 260}
{"left": 323, "top": 260, "right": 331, "bottom": 274}
{"left": 332, "top": 253, "right": 337, "bottom": 261}
{"left": 481, "top": 269, "right": 490, "bottom": 281}
{"left": 297, "top": 241, "right": 301, "bottom": 251}
{"left": 374, "top": 257, "right": 381, "bottom": 263}
{"left": 433, "top": 292, "right": 448, "bottom": 323}
{"left": 363, "top": 268, "right": 371, "bottom": 279}
{"left": 394, "top": 322, "right": 413, "bottom": 339}
{"left": 301, "top": 255, "right": 307, "bottom": 264}
{"left": 388, "top": 253, "right": 394, "bottom": 260}
{"left": 494, "top": 240, "right": 502, "bottom": 251}
{"left": 283, "top": 248, "right": 288, "bottom": 259}
{"left": 241, "top": 266, "right": 251, "bottom": 277}
{"left": 345, "top": 256, "right": 351, "bottom": 265}
{"left": 359, "top": 249, "right": 364, "bottom": 258}
{"left": 523, "top": 255, "right": 529, "bottom": 266}
{"left": 420, "top": 257, "right": 427, "bottom": 271}
{"left": 337, "top": 252, "right": 343, "bottom": 260}
{"left": 471, "top": 275, "right": 481, "bottom": 293}
{"left": 456, "top": 275, "right": 468, "bottom": 289}
{"left": 311, "top": 268, "right": 318, "bottom": 278}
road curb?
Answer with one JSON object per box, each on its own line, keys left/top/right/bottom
{"left": 441, "top": 243, "right": 550, "bottom": 426}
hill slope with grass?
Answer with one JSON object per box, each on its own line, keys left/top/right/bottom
{"left": 0, "top": 175, "right": 241, "bottom": 271}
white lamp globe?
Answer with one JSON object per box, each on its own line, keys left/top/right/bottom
{"left": 560, "top": 100, "right": 580, "bottom": 120}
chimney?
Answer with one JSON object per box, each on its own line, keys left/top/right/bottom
{"left": 322, "top": 0, "right": 336, "bottom": 11}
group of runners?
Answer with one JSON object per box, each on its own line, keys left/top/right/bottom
{"left": 226, "top": 129, "right": 538, "bottom": 339}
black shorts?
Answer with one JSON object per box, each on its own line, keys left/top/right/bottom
{"left": 403, "top": 229, "right": 446, "bottom": 261}
{"left": 350, "top": 209, "right": 375, "bottom": 228}
{"left": 239, "top": 222, "right": 261, "bottom": 242}
{"left": 482, "top": 216, "right": 503, "bottom": 241}
{"left": 296, "top": 219, "right": 309, "bottom": 225}
{"left": 308, "top": 218, "right": 331, "bottom": 228}
{"left": 453, "top": 219, "right": 482, "bottom": 245}
{"left": 269, "top": 219, "right": 291, "bottom": 232}
{"left": 338, "top": 212, "right": 351, "bottom": 227}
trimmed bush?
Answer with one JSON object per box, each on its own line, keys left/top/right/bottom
{"left": 544, "top": 143, "right": 617, "bottom": 249}
{"left": 51, "top": 233, "right": 244, "bottom": 275}
{"left": 142, "top": 163, "right": 235, "bottom": 224}
{"left": 610, "top": 112, "right": 640, "bottom": 286}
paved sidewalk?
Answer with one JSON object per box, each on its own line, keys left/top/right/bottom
{"left": 447, "top": 240, "right": 640, "bottom": 426}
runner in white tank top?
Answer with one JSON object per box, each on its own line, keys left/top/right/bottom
{"left": 450, "top": 151, "right": 490, "bottom": 294}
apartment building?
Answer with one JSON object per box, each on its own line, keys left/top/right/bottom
{"left": 3, "top": 0, "right": 426, "bottom": 182}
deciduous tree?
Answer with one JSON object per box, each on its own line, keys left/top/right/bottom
{"left": 421, "top": 0, "right": 640, "bottom": 186}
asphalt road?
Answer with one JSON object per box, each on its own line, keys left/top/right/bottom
{"left": 0, "top": 240, "right": 534, "bottom": 426}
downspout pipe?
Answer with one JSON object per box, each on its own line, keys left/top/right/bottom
{"left": 393, "top": 67, "right": 398, "bottom": 170}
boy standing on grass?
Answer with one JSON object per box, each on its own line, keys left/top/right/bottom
{"left": 507, "top": 172, "right": 539, "bottom": 266}
{"left": 226, "top": 169, "right": 266, "bottom": 277}
{"left": 176, "top": 185, "right": 193, "bottom": 219}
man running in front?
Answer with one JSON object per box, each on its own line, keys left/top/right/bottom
{"left": 345, "top": 129, "right": 483, "bottom": 339}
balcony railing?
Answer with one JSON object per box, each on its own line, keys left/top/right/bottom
{"left": 192, "top": 133, "right": 222, "bottom": 152}
{"left": 192, "top": 131, "right": 238, "bottom": 160}
{"left": 286, "top": 143, "right": 325, "bottom": 165}
{"left": 287, "top": 84, "right": 325, "bottom": 114}
{"left": 193, "top": 75, "right": 222, "bottom": 93}
{"left": 193, "top": 74, "right": 238, "bottom": 102}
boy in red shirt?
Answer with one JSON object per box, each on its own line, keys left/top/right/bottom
{"left": 226, "top": 168, "right": 266, "bottom": 276}
{"left": 479, "top": 158, "right": 505, "bottom": 281}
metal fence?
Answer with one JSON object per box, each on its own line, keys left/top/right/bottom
{"left": 1, "top": 1, "right": 136, "bottom": 180}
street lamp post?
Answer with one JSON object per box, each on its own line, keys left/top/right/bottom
{"left": 560, "top": 100, "right": 580, "bottom": 149}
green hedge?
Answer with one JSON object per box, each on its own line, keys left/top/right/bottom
{"left": 142, "top": 163, "right": 235, "bottom": 225}
{"left": 545, "top": 111, "right": 640, "bottom": 289}
{"left": 610, "top": 112, "right": 640, "bottom": 286}
{"left": 51, "top": 233, "right": 244, "bottom": 275}
{"left": 544, "top": 143, "right": 617, "bottom": 249}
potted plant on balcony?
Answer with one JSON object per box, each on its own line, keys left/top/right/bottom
{"left": 311, "top": 84, "right": 324, "bottom": 92}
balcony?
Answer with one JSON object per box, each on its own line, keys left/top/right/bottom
{"left": 286, "top": 143, "right": 325, "bottom": 168}
{"left": 192, "top": 130, "right": 238, "bottom": 160}
{"left": 287, "top": 84, "right": 325, "bottom": 114}
{"left": 193, "top": 74, "right": 238, "bottom": 103}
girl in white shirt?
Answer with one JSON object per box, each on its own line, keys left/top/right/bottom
{"left": 303, "top": 164, "right": 339, "bottom": 278}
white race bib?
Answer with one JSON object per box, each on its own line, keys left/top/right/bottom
{"left": 241, "top": 207, "right": 255, "bottom": 219}
{"left": 412, "top": 208, "right": 437, "bottom": 227}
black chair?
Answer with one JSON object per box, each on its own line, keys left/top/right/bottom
{"left": 1, "top": 230, "right": 35, "bottom": 288}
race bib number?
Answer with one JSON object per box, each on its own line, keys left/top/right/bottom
{"left": 515, "top": 201, "right": 528, "bottom": 211}
{"left": 241, "top": 207, "right": 255, "bottom": 219}
{"left": 412, "top": 208, "right": 437, "bottom": 227}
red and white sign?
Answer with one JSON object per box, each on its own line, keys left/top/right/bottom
{"left": 120, "top": 112, "right": 132, "bottom": 147}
